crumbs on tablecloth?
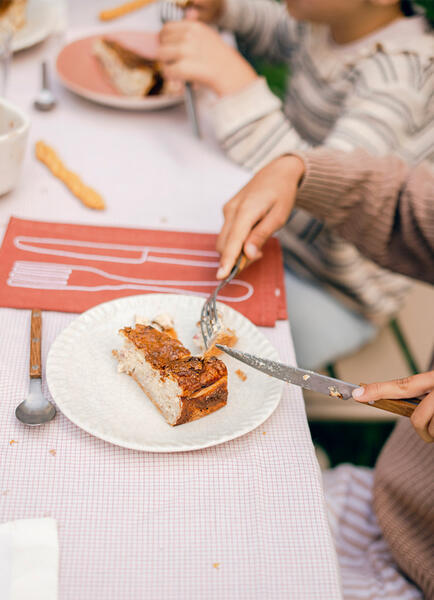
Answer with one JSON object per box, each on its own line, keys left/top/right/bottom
{"left": 9, "top": 440, "right": 18, "bottom": 446}
{"left": 235, "top": 369, "right": 247, "bottom": 382}
{"left": 49, "top": 449, "right": 56, "bottom": 456}
{"left": 328, "top": 386, "right": 343, "bottom": 399}
{"left": 303, "top": 374, "right": 310, "bottom": 381}
{"left": 213, "top": 563, "right": 220, "bottom": 569}
{"left": 1, "top": 490, "right": 9, "bottom": 496}
{"left": 262, "top": 431, "right": 267, "bottom": 435}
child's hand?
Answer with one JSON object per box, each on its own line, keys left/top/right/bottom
{"left": 185, "top": 0, "right": 224, "bottom": 23}
{"left": 216, "top": 155, "right": 305, "bottom": 279}
{"left": 158, "top": 21, "right": 257, "bottom": 96}
{"left": 352, "top": 371, "right": 434, "bottom": 443}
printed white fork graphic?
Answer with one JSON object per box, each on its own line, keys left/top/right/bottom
{"left": 13, "top": 236, "right": 220, "bottom": 267}
{"left": 7, "top": 261, "right": 254, "bottom": 302}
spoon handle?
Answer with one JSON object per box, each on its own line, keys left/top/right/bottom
{"left": 30, "top": 309, "right": 42, "bottom": 379}
{"left": 42, "top": 61, "right": 49, "bottom": 90}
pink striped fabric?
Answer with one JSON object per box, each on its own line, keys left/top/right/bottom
{"left": 323, "top": 465, "right": 422, "bottom": 600}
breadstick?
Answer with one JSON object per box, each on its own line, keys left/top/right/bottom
{"left": 35, "top": 141, "right": 105, "bottom": 210}
{"left": 99, "top": 0, "right": 155, "bottom": 21}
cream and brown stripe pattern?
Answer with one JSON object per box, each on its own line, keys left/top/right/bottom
{"left": 214, "top": 0, "right": 433, "bottom": 320}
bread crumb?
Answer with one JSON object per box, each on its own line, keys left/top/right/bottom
{"left": 213, "top": 563, "right": 220, "bottom": 569}
{"left": 235, "top": 369, "right": 247, "bottom": 382}
{"left": 328, "top": 386, "right": 343, "bottom": 399}
{"left": 303, "top": 374, "right": 310, "bottom": 381}
{"left": 9, "top": 440, "right": 18, "bottom": 446}
{"left": 262, "top": 431, "right": 266, "bottom": 435}
{"left": 49, "top": 449, "right": 56, "bottom": 456}
{"left": 1, "top": 490, "right": 9, "bottom": 496}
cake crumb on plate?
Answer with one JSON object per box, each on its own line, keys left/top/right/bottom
{"left": 235, "top": 369, "right": 247, "bottom": 382}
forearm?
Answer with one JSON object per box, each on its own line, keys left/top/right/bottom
{"left": 213, "top": 78, "right": 309, "bottom": 171}
{"left": 293, "top": 148, "right": 434, "bottom": 283}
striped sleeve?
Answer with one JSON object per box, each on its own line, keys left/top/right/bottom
{"left": 213, "top": 77, "right": 310, "bottom": 171}
{"left": 293, "top": 148, "right": 434, "bottom": 283}
{"left": 218, "top": 0, "right": 300, "bottom": 62}
{"left": 324, "top": 52, "right": 433, "bottom": 161}
{"left": 212, "top": 49, "right": 434, "bottom": 172}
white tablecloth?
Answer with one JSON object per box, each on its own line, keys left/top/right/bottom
{"left": 0, "top": 1, "right": 342, "bottom": 598}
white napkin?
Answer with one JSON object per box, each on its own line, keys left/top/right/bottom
{"left": 0, "top": 519, "right": 58, "bottom": 600}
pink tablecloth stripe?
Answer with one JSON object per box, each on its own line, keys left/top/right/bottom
{"left": 0, "top": 308, "right": 341, "bottom": 599}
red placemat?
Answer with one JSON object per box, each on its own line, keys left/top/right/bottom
{"left": 0, "top": 218, "right": 287, "bottom": 326}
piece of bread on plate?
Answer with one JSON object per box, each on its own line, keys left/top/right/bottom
{"left": 113, "top": 323, "right": 228, "bottom": 426}
{"left": 0, "top": 0, "right": 27, "bottom": 31}
{"left": 93, "top": 37, "right": 164, "bottom": 97}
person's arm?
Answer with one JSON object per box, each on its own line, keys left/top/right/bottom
{"left": 213, "top": 51, "right": 429, "bottom": 171}
{"left": 216, "top": 149, "right": 434, "bottom": 284}
{"left": 295, "top": 148, "right": 434, "bottom": 283}
{"left": 352, "top": 372, "right": 434, "bottom": 443}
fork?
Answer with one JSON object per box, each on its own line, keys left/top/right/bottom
{"left": 200, "top": 253, "right": 248, "bottom": 349}
{"left": 160, "top": 0, "right": 201, "bottom": 138}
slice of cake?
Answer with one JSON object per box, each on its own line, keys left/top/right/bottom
{"left": 113, "top": 324, "right": 228, "bottom": 426}
{"left": 93, "top": 37, "right": 164, "bottom": 97}
{"left": 0, "top": 0, "right": 27, "bottom": 31}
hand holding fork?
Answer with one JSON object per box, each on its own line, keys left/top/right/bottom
{"left": 160, "top": 0, "right": 201, "bottom": 138}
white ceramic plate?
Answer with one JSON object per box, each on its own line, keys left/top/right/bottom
{"left": 46, "top": 294, "right": 283, "bottom": 452}
{"left": 12, "top": 0, "right": 56, "bottom": 53}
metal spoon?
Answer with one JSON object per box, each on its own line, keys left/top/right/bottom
{"left": 15, "top": 310, "right": 56, "bottom": 426}
{"left": 33, "top": 61, "right": 57, "bottom": 111}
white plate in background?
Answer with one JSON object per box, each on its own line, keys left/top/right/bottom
{"left": 12, "top": 0, "right": 57, "bottom": 52}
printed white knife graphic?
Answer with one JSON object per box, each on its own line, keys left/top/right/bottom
{"left": 7, "top": 261, "right": 254, "bottom": 302}
{"left": 13, "top": 236, "right": 220, "bottom": 267}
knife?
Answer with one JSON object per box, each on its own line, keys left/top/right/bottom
{"left": 215, "top": 344, "right": 420, "bottom": 418}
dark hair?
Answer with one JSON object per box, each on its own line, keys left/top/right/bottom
{"left": 400, "top": 0, "right": 416, "bottom": 16}
{"left": 400, "top": 0, "right": 434, "bottom": 28}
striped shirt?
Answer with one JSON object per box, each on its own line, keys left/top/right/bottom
{"left": 214, "top": 0, "right": 434, "bottom": 319}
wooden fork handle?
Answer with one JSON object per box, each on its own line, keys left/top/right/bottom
{"left": 30, "top": 309, "right": 42, "bottom": 379}
{"left": 237, "top": 253, "right": 248, "bottom": 274}
{"left": 367, "top": 397, "right": 420, "bottom": 418}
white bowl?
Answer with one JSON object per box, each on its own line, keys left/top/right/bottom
{"left": 0, "top": 99, "right": 30, "bottom": 195}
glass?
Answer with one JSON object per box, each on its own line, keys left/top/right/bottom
{"left": 0, "top": 23, "right": 13, "bottom": 97}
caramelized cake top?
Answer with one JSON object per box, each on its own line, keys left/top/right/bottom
{"left": 120, "top": 324, "right": 227, "bottom": 395}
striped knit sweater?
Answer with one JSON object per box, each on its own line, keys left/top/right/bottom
{"left": 214, "top": 0, "right": 434, "bottom": 320}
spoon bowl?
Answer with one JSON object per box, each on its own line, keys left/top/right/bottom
{"left": 15, "top": 378, "right": 56, "bottom": 426}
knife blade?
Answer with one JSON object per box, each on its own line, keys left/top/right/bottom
{"left": 215, "top": 344, "right": 358, "bottom": 399}
{"left": 216, "top": 345, "right": 421, "bottom": 417}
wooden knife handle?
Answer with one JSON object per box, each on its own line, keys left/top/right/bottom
{"left": 30, "top": 309, "right": 42, "bottom": 379}
{"left": 367, "top": 397, "right": 420, "bottom": 418}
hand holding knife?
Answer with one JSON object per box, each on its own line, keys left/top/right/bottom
{"left": 216, "top": 345, "right": 421, "bottom": 418}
